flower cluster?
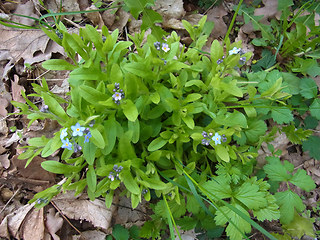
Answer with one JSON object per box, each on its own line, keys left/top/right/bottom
{"left": 108, "top": 165, "right": 123, "bottom": 181}
{"left": 60, "top": 123, "right": 92, "bottom": 152}
{"left": 217, "top": 56, "right": 225, "bottom": 65}
{"left": 36, "top": 198, "right": 48, "bottom": 205}
{"left": 112, "top": 83, "right": 125, "bottom": 105}
{"left": 154, "top": 42, "right": 170, "bottom": 52}
{"left": 202, "top": 131, "right": 227, "bottom": 146}
{"left": 40, "top": 105, "right": 49, "bottom": 113}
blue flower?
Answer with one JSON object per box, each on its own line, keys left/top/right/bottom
{"left": 154, "top": 41, "right": 161, "bottom": 50}
{"left": 229, "top": 47, "right": 241, "bottom": 55}
{"left": 84, "top": 131, "right": 92, "bottom": 143}
{"left": 61, "top": 138, "right": 72, "bottom": 150}
{"left": 71, "top": 123, "right": 85, "bottom": 137}
{"left": 212, "top": 133, "right": 222, "bottom": 145}
{"left": 60, "top": 128, "right": 68, "bottom": 140}
{"left": 162, "top": 43, "right": 170, "bottom": 52}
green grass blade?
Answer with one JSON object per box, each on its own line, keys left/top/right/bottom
{"left": 163, "top": 195, "right": 182, "bottom": 240}
{"left": 224, "top": 0, "right": 244, "bottom": 43}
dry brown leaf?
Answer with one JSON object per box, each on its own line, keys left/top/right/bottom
{"left": 0, "top": 119, "right": 8, "bottom": 136}
{"left": 102, "top": 9, "right": 117, "bottom": 29}
{"left": 111, "top": 9, "right": 130, "bottom": 31}
{"left": 4, "top": 132, "right": 21, "bottom": 148}
{"left": 0, "top": 154, "right": 10, "bottom": 169}
{"left": 12, "top": 1, "right": 39, "bottom": 26}
{"left": 72, "top": 230, "right": 107, "bottom": 240}
{"left": 0, "top": 25, "right": 64, "bottom": 66}
{"left": 207, "top": 5, "right": 228, "bottom": 38}
{"left": 11, "top": 155, "right": 56, "bottom": 183}
{"left": 0, "top": 203, "right": 34, "bottom": 239}
{"left": 254, "top": 0, "right": 279, "bottom": 22}
{"left": 153, "top": 0, "right": 185, "bottom": 20}
{"left": 114, "top": 197, "right": 146, "bottom": 228}
{"left": 22, "top": 207, "right": 45, "bottom": 240}
{"left": 11, "top": 75, "right": 25, "bottom": 104}
{"left": 53, "top": 192, "right": 115, "bottom": 231}
{"left": 86, "top": 5, "right": 104, "bottom": 29}
{"left": 46, "top": 208, "right": 63, "bottom": 240}
{"left": 183, "top": 14, "right": 204, "bottom": 26}
{"left": 45, "top": 0, "right": 82, "bottom": 22}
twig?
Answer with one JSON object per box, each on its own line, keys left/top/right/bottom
{"left": 0, "top": 187, "right": 21, "bottom": 215}
{"left": 51, "top": 200, "right": 84, "bottom": 238}
{"left": 203, "top": 0, "right": 220, "bottom": 15}
{"left": 64, "top": 18, "right": 82, "bottom": 29}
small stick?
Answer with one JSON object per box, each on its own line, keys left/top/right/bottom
{"left": 0, "top": 187, "right": 21, "bottom": 215}
{"left": 50, "top": 200, "right": 84, "bottom": 237}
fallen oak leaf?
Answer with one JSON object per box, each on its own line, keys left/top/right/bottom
{"left": 0, "top": 203, "right": 34, "bottom": 239}
{"left": 22, "top": 207, "right": 45, "bottom": 240}
{"left": 46, "top": 208, "right": 63, "bottom": 240}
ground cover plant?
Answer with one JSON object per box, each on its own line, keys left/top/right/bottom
{"left": 1, "top": 0, "right": 319, "bottom": 239}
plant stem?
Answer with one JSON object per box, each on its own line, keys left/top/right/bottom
{"left": 224, "top": 0, "right": 244, "bottom": 43}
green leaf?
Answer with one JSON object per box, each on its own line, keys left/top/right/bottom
{"left": 123, "top": 0, "right": 153, "bottom": 19}
{"left": 283, "top": 212, "right": 315, "bottom": 238}
{"left": 120, "top": 170, "right": 140, "bottom": 195}
{"left": 215, "top": 204, "right": 251, "bottom": 240}
{"left": 299, "top": 78, "right": 318, "bottom": 99}
{"left": 253, "top": 195, "right": 280, "bottom": 221}
{"left": 69, "top": 67, "right": 107, "bottom": 81}
{"left": 234, "top": 181, "right": 267, "bottom": 210}
{"left": 147, "top": 137, "right": 167, "bottom": 151}
{"left": 128, "top": 119, "right": 140, "bottom": 144}
{"left": 282, "top": 125, "right": 312, "bottom": 144}
{"left": 121, "top": 99, "right": 138, "bottom": 122}
{"left": 302, "top": 135, "right": 320, "bottom": 160}
{"left": 91, "top": 128, "right": 105, "bottom": 149}
{"left": 112, "top": 224, "right": 129, "bottom": 240}
{"left": 271, "top": 107, "right": 293, "bottom": 124}
{"left": 277, "top": 0, "right": 293, "bottom": 10}
{"left": 202, "top": 176, "right": 232, "bottom": 199}
{"left": 275, "top": 190, "right": 305, "bottom": 224}
{"left": 79, "top": 85, "right": 108, "bottom": 105}
{"left": 184, "top": 93, "right": 202, "bottom": 103}
{"left": 124, "top": 62, "right": 153, "bottom": 78}
{"left": 244, "top": 119, "right": 267, "bottom": 143}
{"left": 83, "top": 141, "right": 97, "bottom": 165}
{"left": 118, "top": 134, "right": 136, "bottom": 159}
{"left": 290, "top": 169, "right": 315, "bottom": 192}
{"left": 86, "top": 166, "right": 97, "bottom": 192}
{"left": 41, "top": 160, "right": 79, "bottom": 174}
{"left": 182, "top": 115, "right": 194, "bottom": 129}
{"left": 102, "top": 117, "right": 117, "bottom": 155}
{"left": 216, "top": 110, "right": 247, "bottom": 128}
{"left": 310, "top": 98, "right": 320, "bottom": 120}
{"left": 42, "top": 93, "right": 68, "bottom": 122}
{"left": 176, "top": 216, "right": 197, "bottom": 231}
{"left": 28, "top": 136, "right": 47, "bottom": 147}
{"left": 215, "top": 145, "right": 230, "bottom": 162}
{"left": 264, "top": 156, "right": 291, "bottom": 182}
{"left": 42, "top": 59, "right": 76, "bottom": 70}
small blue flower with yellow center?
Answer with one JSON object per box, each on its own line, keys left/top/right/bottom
{"left": 212, "top": 132, "right": 222, "bottom": 145}
{"left": 84, "top": 131, "right": 92, "bottom": 143}
{"left": 61, "top": 138, "right": 72, "bottom": 150}
{"left": 60, "top": 128, "right": 68, "bottom": 140}
{"left": 162, "top": 43, "right": 170, "bottom": 52}
{"left": 229, "top": 47, "right": 241, "bottom": 55}
{"left": 71, "top": 123, "right": 85, "bottom": 137}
